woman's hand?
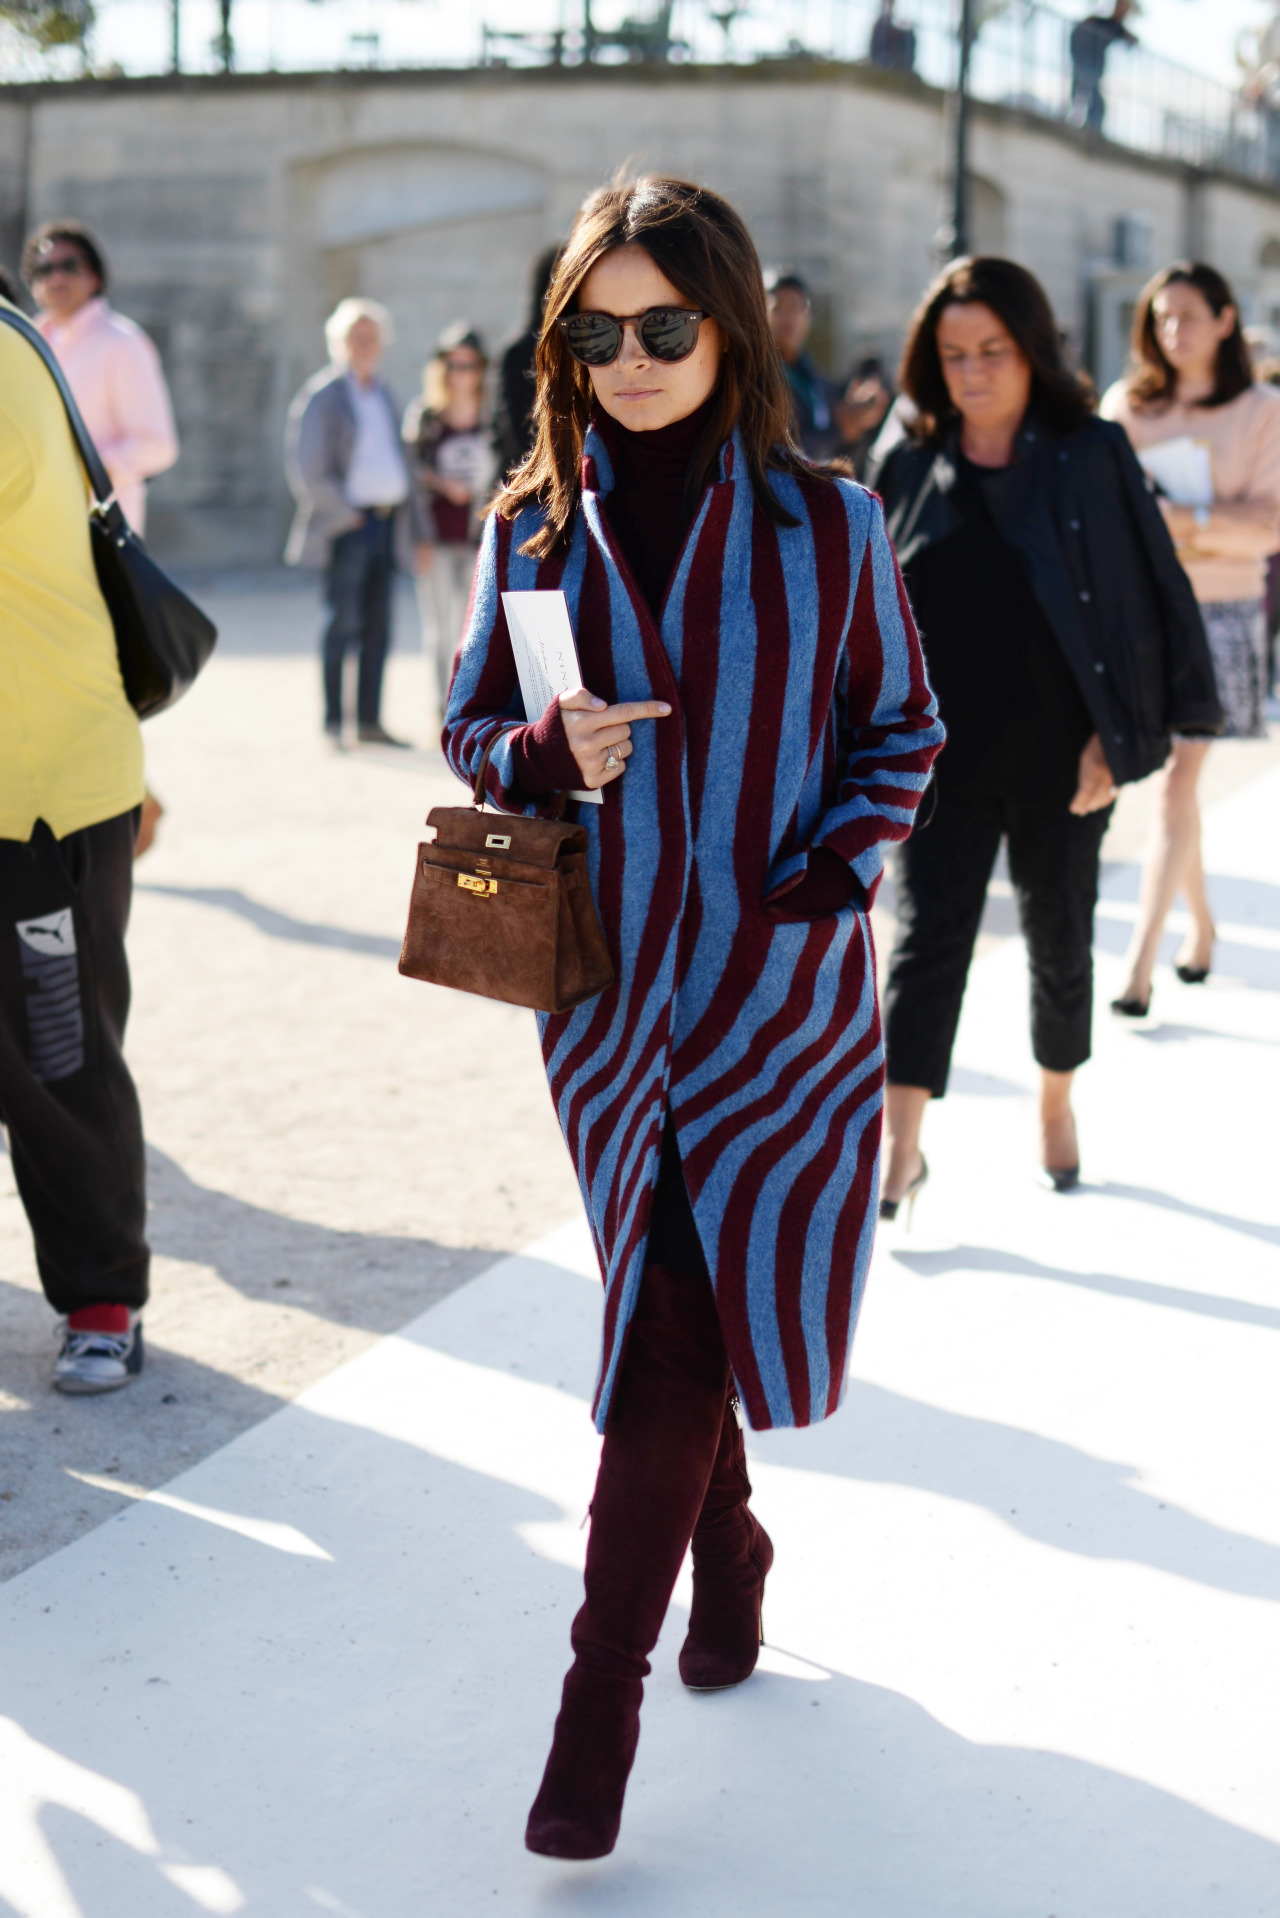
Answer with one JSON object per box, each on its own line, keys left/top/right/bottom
{"left": 424, "top": 474, "right": 473, "bottom": 506}
{"left": 1069, "top": 733, "right": 1118, "bottom": 816}
{"left": 559, "top": 687, "right": 671, "bottom": 789}
{"left": 1158, "top": 499, "right": 1198, "bottom": 550}
{"left": 835, "top": 375, "right": 890, "bottom": 445}
{"left": 1162, "top": 496, "right": 1279, "bottom": 560}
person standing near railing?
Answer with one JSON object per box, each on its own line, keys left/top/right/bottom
{"left": 1069, "top": 0, "right": 1138, "bottom": 133}
{"left": 1102, "top": 261, "right": 1278, "bottom": 1014}
{"left": 868, "top": 0, "right": 917, "bottom": 73}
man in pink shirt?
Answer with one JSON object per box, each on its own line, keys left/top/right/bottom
{"left": 23, "top": 220, "right": 178, "bottom": 536}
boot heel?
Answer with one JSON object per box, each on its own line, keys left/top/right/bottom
{"left": 679, "top": 1519, "right": 774, "bottom": 1691}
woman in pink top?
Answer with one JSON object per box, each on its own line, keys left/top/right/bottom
{"left": 24, "top": 220, "right": 178, "bottom": 537}
{"left": 1101, "top": 261, "right": 1278, "bottom": 1012}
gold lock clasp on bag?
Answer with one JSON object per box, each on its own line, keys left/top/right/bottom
{"left": 458, "top": 873, "right": 498, "bottom": 896}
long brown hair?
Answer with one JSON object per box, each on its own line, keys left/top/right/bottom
{"left": 1125, "top": 261, "right": 1252, "bottom": 411}
{"left": 899, "top": 255, "right": 1093, "bottom": 446}
{"left": 492, "top": 174, "right": 813, "bottom": 556}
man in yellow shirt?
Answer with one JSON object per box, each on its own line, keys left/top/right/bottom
{"left": 0, "top": 301, "right": 150, "bottom": 1393}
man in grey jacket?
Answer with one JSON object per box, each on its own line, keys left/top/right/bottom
{"left": 285, "top": 299, "right": 428, "bottom": 747}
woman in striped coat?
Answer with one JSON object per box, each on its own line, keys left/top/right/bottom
{"left": 443, "top": 177, "right": 943, "bottom": 1860}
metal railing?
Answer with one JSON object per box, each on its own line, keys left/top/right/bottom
{"left": 3, "top": 0, "right": 1275, "bottom": 189}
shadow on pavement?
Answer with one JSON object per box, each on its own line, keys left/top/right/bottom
{"left": 0, "top": 1143, "right": 492, "bottom": 1583}
{"left": 1, "top": 1396, "right": 1276, "bottom": 1917}
{"left": 1125, "top": 1019, "right": 1280, "bottom": 1049}
{"left": 135, "top": 882, "right": 403, "bottom": 960}
{"left": 944, "top": 1065, "right": 1028, "bottom": 1097}
{"left": 145, "top": 1145, "right": 494, "bottom": 1326}
{"left": 1100, "top": 862, "right": 1280, "bottom": 927}
{"left": 1091, "top": 1180, "right": 1280, "bottom": 1250}
{"left": 757, "top": 1371, "right": 1280, "bottom": 1608}
{"left": 892, "top": 1240, "right": 1280, "bottom": 1331}
{"left": 1090, "top": 914, "right": 1280, "bottom": 989}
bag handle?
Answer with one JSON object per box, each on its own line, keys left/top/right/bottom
{"left": 471, "top": 724, "right": 569, "bottom": 821}
{"left": 0, "top": 302, "right": 117, "bottom": 509}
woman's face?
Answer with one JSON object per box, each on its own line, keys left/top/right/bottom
{"left": 1151, "top": 281, "right": 1235, "bottom": 384}
{"left": 934, "top": 301, "right": 1033, "bottom": 435}
{"left": 445, "top": 348, "right": 485, "bottom": 397}
{"left": 574, "top": 243, "right": 723, "bottom": 433}
{"left": 29, "top": 240, "right": 100, "bottom": 321}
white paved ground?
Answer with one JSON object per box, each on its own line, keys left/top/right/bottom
{"left": 1, "top": 588, "right": 1278, "bottom": 1913}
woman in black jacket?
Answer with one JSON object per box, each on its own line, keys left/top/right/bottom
{"left": 869, "top": 257, "right": 1220, "bottom": 1209}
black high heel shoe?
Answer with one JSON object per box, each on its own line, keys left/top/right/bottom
{"left": 1110, "top": 994, "right": 1150, "bottom": 1018}
{"left": 879, "top": 1155, "right": 928, "bottom": 1225}
{"left": 1175, "top": 930, "right": 1214, "bottom": 984}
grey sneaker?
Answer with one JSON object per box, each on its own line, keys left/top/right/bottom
{"left": 53, "top": 1320, "right": 144, "bottom": 1395}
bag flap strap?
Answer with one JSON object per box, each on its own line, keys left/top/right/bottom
{"left": 471, "top": 724, "right": 569, "bottom": 821}
{"left": 0, "top": 302, "right": 115, "bottom": 507}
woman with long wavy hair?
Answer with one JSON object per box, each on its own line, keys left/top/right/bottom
{"left": 869, "top": 257, "right": 1219, "bottom": 1207}
{"left": 442, "top": 175, "right": 943, "bottom": 1858}
{"left": 1102, "top": 261, "right": 1277, "bottom": 1013}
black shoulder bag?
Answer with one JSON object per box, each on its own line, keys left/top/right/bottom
{"left": 0, "top": 303, "right": 217, "bottom": 718}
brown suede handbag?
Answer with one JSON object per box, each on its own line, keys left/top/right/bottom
{"left": 398, "top": 729, "right": 615, "bottom": 1014}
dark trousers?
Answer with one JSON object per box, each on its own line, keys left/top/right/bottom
{"left": 883, "top": 782, "right": 1111, "bottom": 1098}
{"left": 0, "top": 812, "right": 149, "bottom": 1314}
{"left": 323, "top": 516, "right": 395, "bottom": 727}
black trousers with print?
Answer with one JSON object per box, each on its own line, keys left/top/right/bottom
{"left": 882, "top": 782, "right": 1112, "bottom": 1099}
{"left": 0, "top": 811, "right": 149, "bottom": 1314}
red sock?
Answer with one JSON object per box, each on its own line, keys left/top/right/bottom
{"left": 67, "top": 1304, "right": 131, "bottom": 1334}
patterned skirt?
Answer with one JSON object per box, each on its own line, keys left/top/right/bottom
{"left": 1195, "top": 598, "right": 1268, "bottom": 741}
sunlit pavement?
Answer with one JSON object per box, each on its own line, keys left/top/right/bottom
{"left": 1, "top": 665, "right": 1277, "bottom": 1911}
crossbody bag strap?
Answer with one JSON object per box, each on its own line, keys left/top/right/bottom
{"left": 472, "top": 723, "right": 569, "bottom": 821}
{"left": 0, "top": 303, "right": 116, "bottom": 508}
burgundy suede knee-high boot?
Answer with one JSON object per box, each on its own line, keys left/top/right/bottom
{"left": 525, "top": 1260, "right": 729, "bottom": 1860}
{"left": 678, "top": 1388, "right": 774, "bottom": 1690}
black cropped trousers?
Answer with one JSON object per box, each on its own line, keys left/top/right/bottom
{"left": 882, "top": 781, "right": 1111, "bottom": 1099}
{"left": 0, "top": 812, "right": 149, "bottom": 1314}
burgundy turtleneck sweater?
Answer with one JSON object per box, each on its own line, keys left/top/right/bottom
{"left": 508, "top": 402, "right": 856, "bottom": 920}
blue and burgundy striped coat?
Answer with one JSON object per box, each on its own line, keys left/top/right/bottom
{"left": 444, "top": 424, "right": 943, "bottom": 1433}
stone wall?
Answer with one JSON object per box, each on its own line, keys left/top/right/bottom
{"left": 4, "top": 63, "right": 1280, "bottom": 567}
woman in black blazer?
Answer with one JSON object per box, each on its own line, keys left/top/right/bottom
{"left": 869, "top": 257, "right": 1220, "bottom": 1209}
